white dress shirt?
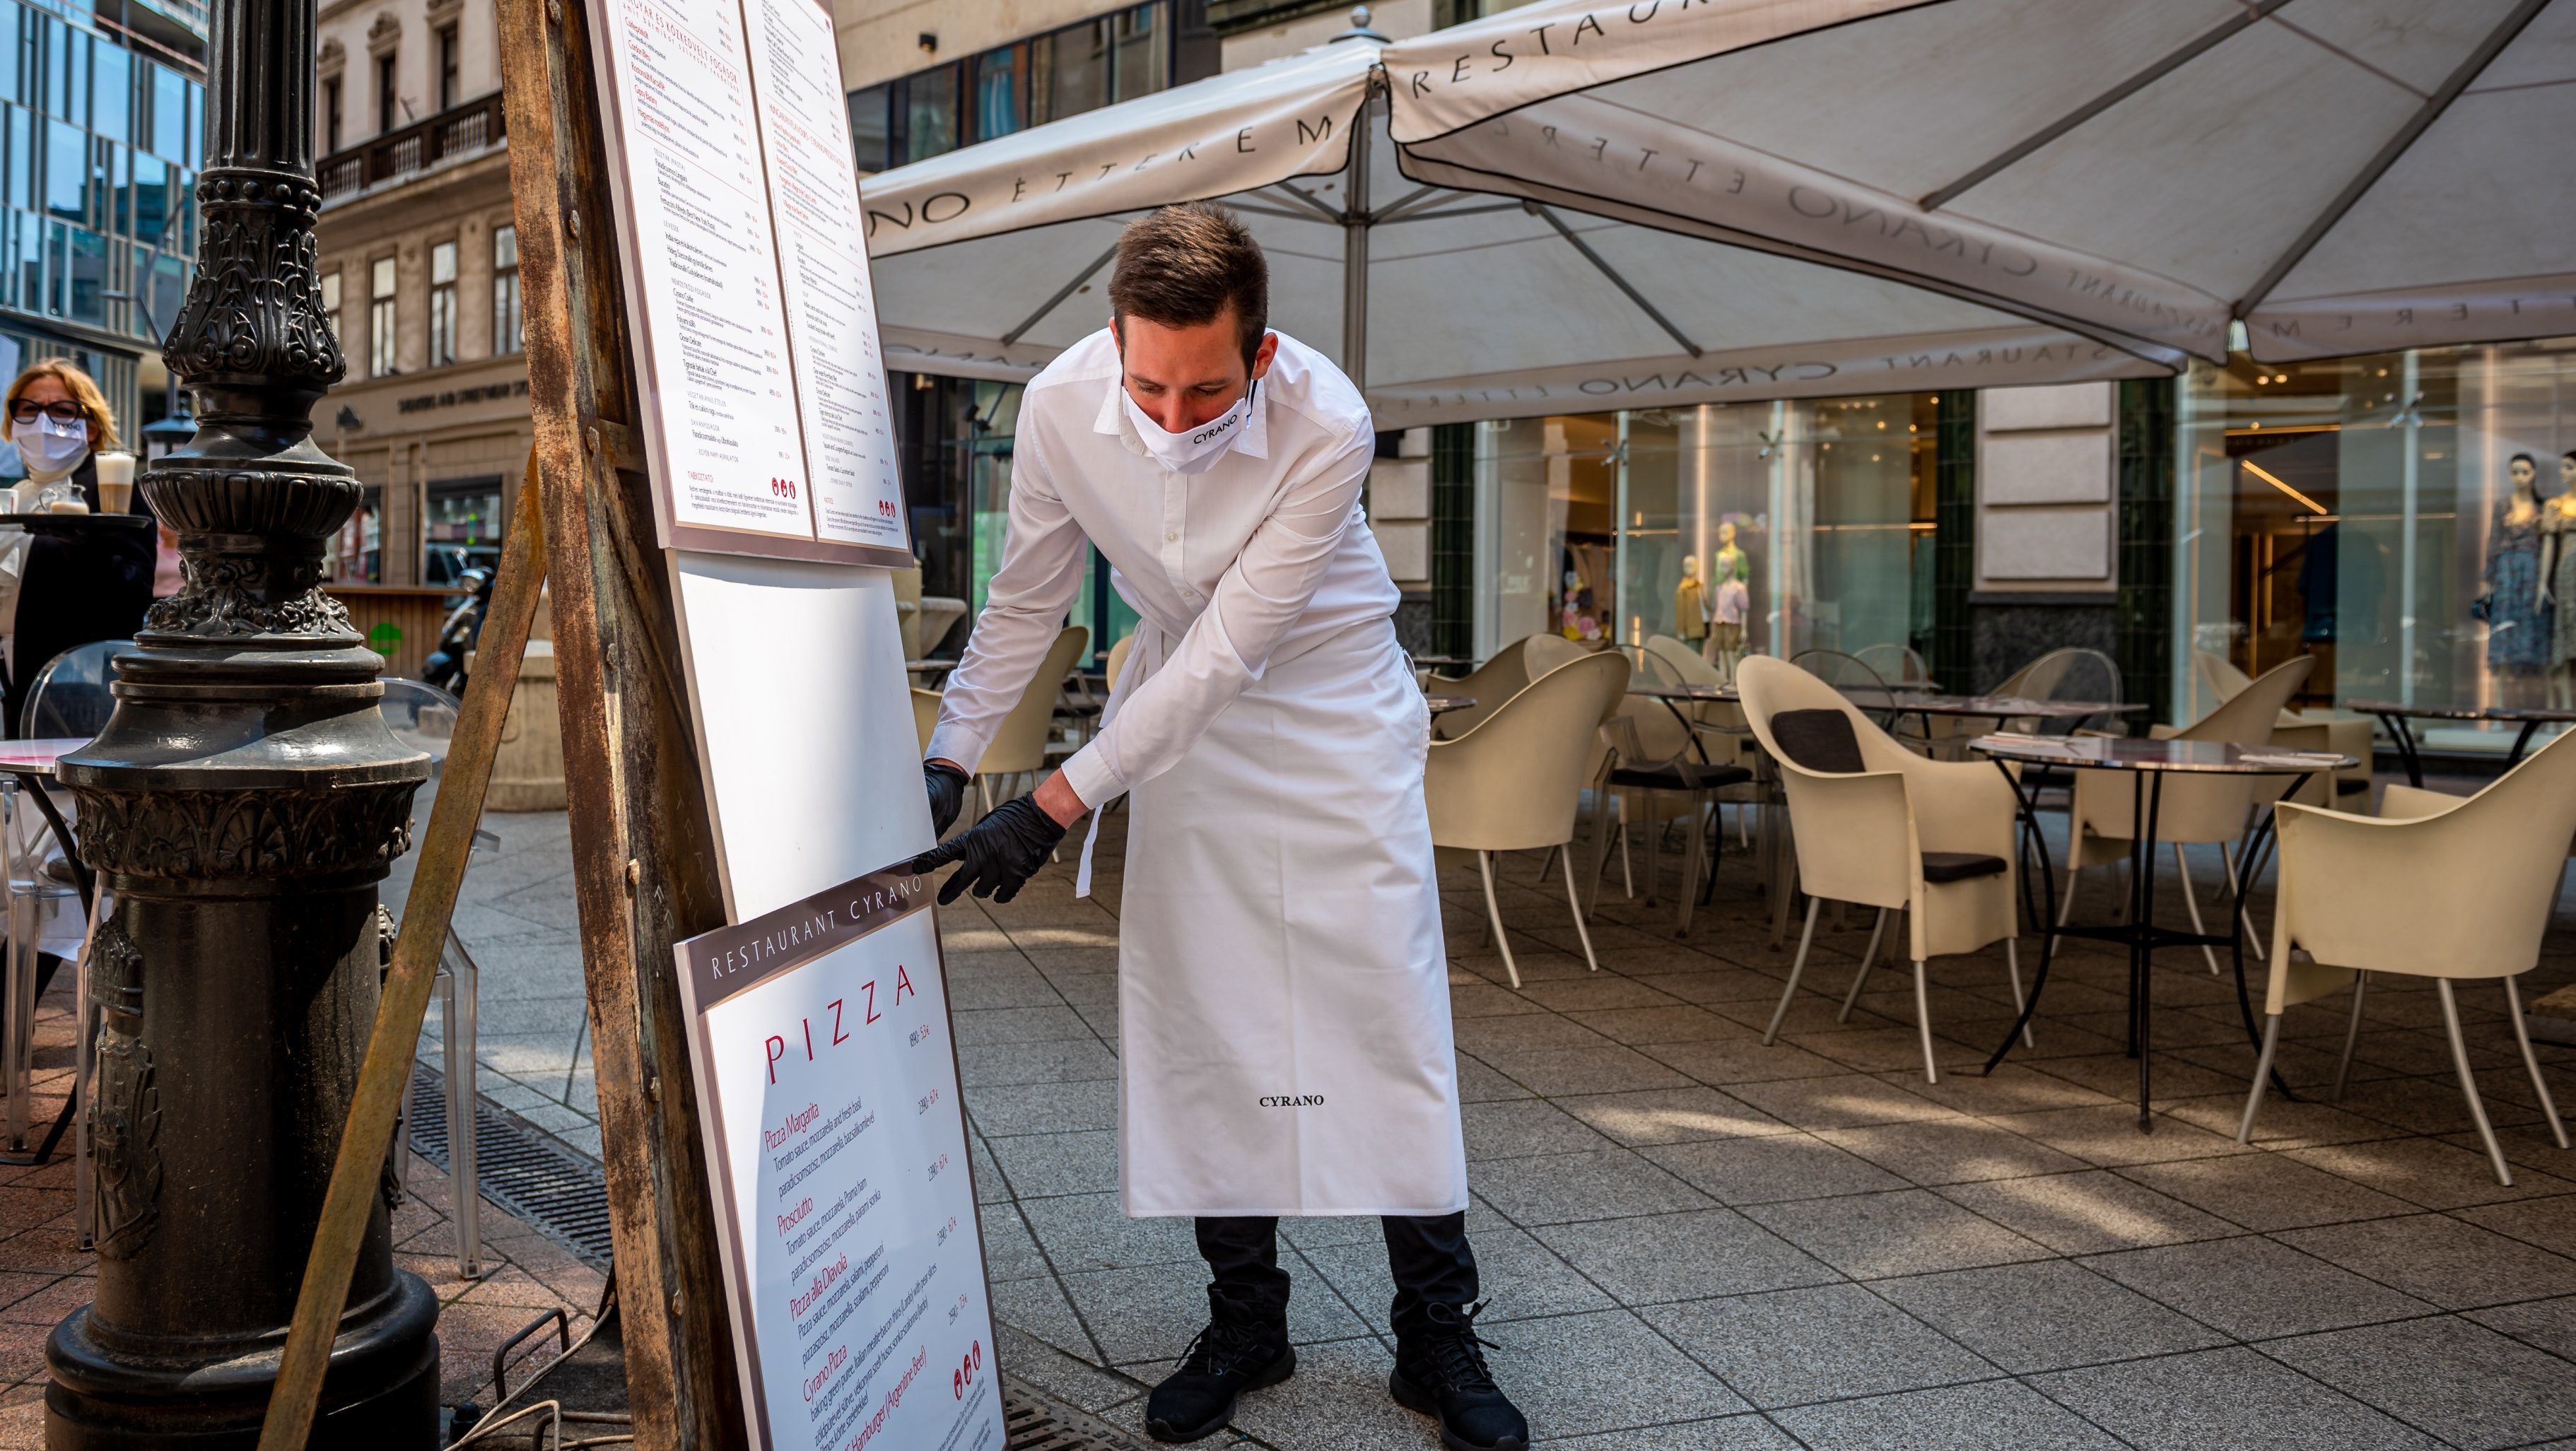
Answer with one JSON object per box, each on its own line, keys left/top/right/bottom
{"left": 926, "top": 327, "right": 1395, "bottom": 809}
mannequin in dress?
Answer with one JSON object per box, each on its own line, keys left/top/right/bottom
{"left": 2544, "top": 451, "right": 2576, "bottom": 707}
{"left": 1673, "top": 555, "right": 1708, "bottom": 653}
{"left": 2482, "top": 454, "right": 2550, "bottom": 705}
{"left": 1706, "top": 521, "right": 1751, "bottom": 678}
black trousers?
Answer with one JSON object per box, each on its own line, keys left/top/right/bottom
{"left": 1196, "top": 1213, "right": 1477, "bottom": 1341}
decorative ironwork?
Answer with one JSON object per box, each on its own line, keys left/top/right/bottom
{"left": 76, "top": 784, "right": 417, "bottom": 883}
{"left": 163, "top": 170, "right": 342, "bottom": 389}
{"left": 90, "top": 920, "right": 161, "bottom": 1262}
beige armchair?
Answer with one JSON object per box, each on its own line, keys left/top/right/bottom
{"left": 910, "top": 688, "right": 942, "bottom": 754}
{"left": 1430, "top": 637, "right": 1531, "bottom": 740}
{"left": 2063, "top": 655, "right": 2313, "bottom": 971}
{"left": 1105, "top": 632, "right": 1136, "bottom": 692}
{"left": 1598, "top": 689, "right": 1751, "bottom": 934}
{"left": 1523, "top": 633, "right": 1587, "bottom": 680}
{"left": 2237, "top": 728, "right": 2576, "bottom": 1185}
{"left": 971, "top": 624, "right": 1091, "bottom": 816}
{"left": 2196, "top": 650, "right": 2373, "bottom": 810}
{"left": 1737, "top": 657, "right": 2027, "bottom": 1083}
{"left": 1427, "top": 652, "right": 1632, "bottom": 988}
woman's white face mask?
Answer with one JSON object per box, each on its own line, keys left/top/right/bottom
{"left": 1123, "top": 385, "right": 1251, "bottom": 475}
{"left": 14, "top": 412, "right": 88, "bottom": 476}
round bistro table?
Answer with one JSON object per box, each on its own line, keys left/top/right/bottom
{"left": 2342, "top": 697, "right": 2576, "bottom": 788}
{"left": 1970, "top": 734, "right": 2354, "bottom": 1132}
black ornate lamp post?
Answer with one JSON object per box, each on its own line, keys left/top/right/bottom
{"left": 40, "top": 0, "right": 441, "bottom": 1437}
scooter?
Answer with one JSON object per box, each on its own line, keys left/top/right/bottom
{"left": 421, "top": 564, "right": 495, "bottom": 695}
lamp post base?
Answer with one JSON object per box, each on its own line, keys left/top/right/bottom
{"left": 43, "top": 1272, "right": 440, "bottom": 1451}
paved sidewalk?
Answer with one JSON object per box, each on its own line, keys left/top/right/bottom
{"left": 0, "top": 966, "right": 603, "bottom": 1450}
{"left": 388, "top": 787, "right": 602, "bottom": 1161}
{"left": 215, "top": 782, "right": 2576, "bottom": 1447}
{"left": 951, "top": 812, "right": 2576, "bottom": 1450}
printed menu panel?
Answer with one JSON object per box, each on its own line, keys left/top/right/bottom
{"left": 741, "top": 0, "right": 908, "bottom": 554}
{"left": 676, "top": 868, "right": 1001, "bottom": 1451}
{"left": 588, "top": 0, "right": 914, "bottom": 565}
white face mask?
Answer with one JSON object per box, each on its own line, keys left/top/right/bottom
{"left": 15, "top": 412, "right": 88, "bottom": 476}
{"left": 1122, "top": 384, "right": 1252, "bottom": 474}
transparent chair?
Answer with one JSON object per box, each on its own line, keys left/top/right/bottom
{"left": 1791, "top": 649, "right": 1898, "bottom": 724}
{"left": 1991, "top": 647, "right": 2124, "bottom": 735}
{"left": 4, "top": 640, "right": 129, "bottom": 1245}
{"left": 1854, "top": 642, "right": 1933, "bottom": 688}
{"left": 973, "top": 625, "right": 1089, "bottom": 816}
{"left": 380, "top": 676, "right": 498, "bottom": 1279}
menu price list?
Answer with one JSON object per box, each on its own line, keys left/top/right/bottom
{"left": 595, "top": 0, "right": 817, "bottom": 543}
{"left": 698, "top": 907, "right": 1000, "bottom": 1451}
{"left": 740, "top": 0, "right": 909, "bottom": 554}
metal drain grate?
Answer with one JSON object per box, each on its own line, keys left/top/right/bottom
{"left": 1002, "top": 1380, "right": 1155, "bottom": 1451}
{"left": 407, "top": 1066, "right": 616, "bottom": 1269}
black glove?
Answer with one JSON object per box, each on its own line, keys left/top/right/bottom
{"left": 911, "top": 796, "right": 1067, "bottom": 905}
{"left": 924, "top": 760, "right": 971, "bottom": 836}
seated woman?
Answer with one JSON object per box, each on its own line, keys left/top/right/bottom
{"left": 0, "top": 360, "right": 154, "bottom": 734}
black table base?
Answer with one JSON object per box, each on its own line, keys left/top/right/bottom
{"left": 1983, "top": 762, "right": 2308, "bottom": 1130}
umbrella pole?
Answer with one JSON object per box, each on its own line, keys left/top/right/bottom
{"left": 1342, "top": 89, "right": 1371, "bottom": 392}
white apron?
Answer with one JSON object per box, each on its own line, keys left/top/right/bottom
{"left": 1098, "top": 616, "right": 1465, "bottom": 1218}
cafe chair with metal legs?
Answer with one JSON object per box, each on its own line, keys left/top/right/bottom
{"left": 1738, "top": 656, "right": 2027, "bottom": 1083}
{"left": 1427, "top": 636, "right": 1527, "bottom": 741}
{"left": 1426, "top": 652, "right": 1630, "bottom": 989}
{"left": 911, "top": 688, "right": 942, "bottom": 753}
{"left": 2061, "top": 655, "right": 2313, "bottom": 974}
{"left": 2238, "top": 727, "right": 2576, "bottom": 1186}
{"left": 970, "top": 624, "right": 1089, "bottom": 818}
{"left": 2195, "top": 650, "right": 2375, "bottom": 811}
{"left": 1598, "top": 691, "right": 1752, "bottom": 936}
{"left": 380, "top": 676, "right": 503, "bottom": 1279}
{"left": 2, "top": 640, "right": 129, "bottom": 1173}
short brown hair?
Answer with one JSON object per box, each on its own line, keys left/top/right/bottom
{"left": 4, "top": 359, "right": 118, "bottom": 450}
{"left": 1108, "top": 202, "right": 1267, "bottom": 370}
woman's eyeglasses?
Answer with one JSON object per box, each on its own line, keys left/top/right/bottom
{"left": 8, "top": 399, "right": 84, "bottom": 425}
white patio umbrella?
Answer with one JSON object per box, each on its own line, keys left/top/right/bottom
{"left": 857, "top": 7, "right": 2183, "bottom": 425}
{"left": 1384, "top": 0, "right": 2576, "bottom": 363}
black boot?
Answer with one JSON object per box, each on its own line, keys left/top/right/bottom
{"left": 1391, "top": 1301, "right": 1528, "bottom": 1451}
{"left": 1144, "top": 1306, "right": 1294, "bottom": 1443}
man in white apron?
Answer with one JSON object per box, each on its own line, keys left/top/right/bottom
{"left": 914, "top": 203, "right": 1526, "bottom": 1451}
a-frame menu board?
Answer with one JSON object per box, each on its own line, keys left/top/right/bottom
{"left": 587, "top": 0, "right": 911, "bottom": 566}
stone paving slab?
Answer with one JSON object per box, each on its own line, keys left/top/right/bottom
{"left": 0, "top": 967, "right": 602, "bottom": 1449}
{"left": 31, "top": 783, "right": 2563, "bottom": 1450}
{"left": 928, "top": 812, "right": 2576, "bottom": 1449}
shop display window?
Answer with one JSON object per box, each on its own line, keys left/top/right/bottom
{"left": 1470, "top": 394, "right": 1938, "bottom": 672}
{"left": 2172, "top": 338, "right": 2576, "bottom": 751}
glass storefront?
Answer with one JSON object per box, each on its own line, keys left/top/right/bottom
{"left": 847, "top": 1, "right": 1210, "bottom": 173}
{"left": 891, "top": 374, "right": 1135, "bottom": 662}
{"left": 424, "top": 475, "right": 503, "bottom": 585}
{"left": 1471, "top": 394, "right": 1939, "bottom": 670}
{"left": 2172, "top": 337, "right": 2576, "bottom": 751}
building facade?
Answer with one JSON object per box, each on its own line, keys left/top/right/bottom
{"left": 0, "top": 0, "right": 204, "bottom": 462}
{"left": 311, "top": 0, "right": 522, "bottom": 596}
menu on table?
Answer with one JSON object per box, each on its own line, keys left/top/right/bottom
{"left": 589, "top": 0, "right": 913, "bottom": 567}
{"left": 675, "top": 867, "right": 1000, "bottom": 1451}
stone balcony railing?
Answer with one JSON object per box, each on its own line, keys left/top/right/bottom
{"left": 318, "top": 89, "right": 507, "bottom": 202}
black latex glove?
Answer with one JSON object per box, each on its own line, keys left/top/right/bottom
{"left": 911, "top": 796, "right": 1067, "bottom": 905}
{"left": 924, "top": 760, "right": 971, "bottom": 836}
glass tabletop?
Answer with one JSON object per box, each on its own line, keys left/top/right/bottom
{"left": 1424, "top": 693, "right": 1477, "bottom": 715}
{"left": 1628, "top": 681, "right": 1735, "bottom": 701}
{"left": 1970, "top": 734, "right": 2355, "bottom": 773}
{"left": 2343, "top": 697, "right": 2576, "bottom": 724}
{"left": 1887, "top": 693, "right": 2148, "bottom": 719}
{"left": 0, "top": 738, "right": 93, "bottom": 776}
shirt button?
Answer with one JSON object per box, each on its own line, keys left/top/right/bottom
{"left": 1165, "top": 531, "right": 1178, "bottom": 541}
